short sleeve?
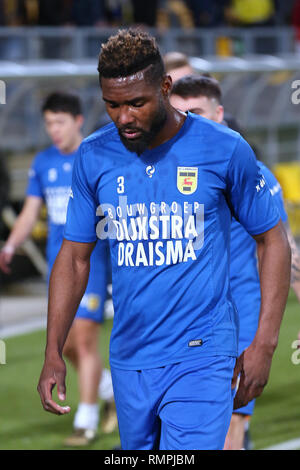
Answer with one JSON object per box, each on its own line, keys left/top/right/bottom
{"left": 258, "top": 162, "right": 288, "bottom": 224}
{"left": 227, "top": 137, "right": 280, "bottom": 235}
{"left": 64, "top": 145, "right": 98, "bottom": 243}
{"left": 26, "top": 156, "right": 43, "bottom": 199}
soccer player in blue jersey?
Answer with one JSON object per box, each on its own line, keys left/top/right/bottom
{"left": 0, "top": 92, "right": 116, "bottom": 445}
{"left": 37, "top": 29, "right": 291, "bottom": 450}
{"left": 170, "top": 74, "right": 300, "bottom": 449}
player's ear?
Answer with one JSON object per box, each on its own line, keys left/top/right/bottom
{"left": 75, "top": 114, "right": 84, "bottom": 129}
{"left": 216, "top": 105, "right": 224, "bottom": 124}
{"left": 161, "top": 74, "right": 172, "bottom": 98}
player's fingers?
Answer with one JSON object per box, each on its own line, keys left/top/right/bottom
{"left": 46, "top": 376, "right": 70, "bottom": 414}
{"left": 37, "top": 379, "right": 55, "bottom": 413}
{"left": 38, "top": 389, "right": 60, "bottom": 414}
{"left": 233, "top": 375, "right": 265, "bottom": 410}
{"left": 56, "top": 374, "right": 66, "bottom": 402}
{"left": 233, "top": 387, "right": 247, "bottom": 410}
{"left": 39, "top": 390, "right": 70, "bottom": 415}
{"left": 231, "top": 369, "right": 239, "bottom": 389}
{"left": 233, "top": 395, "right": 244, "bottom": 410}
{"left": 233, "top": 371, "right": 247, "bottom": 409}
{"left": 0, "top": 265, "right": 10, "bottom": 274}
{"left": 44, "top": 397, "right": 71, "bottom": 415}
{"left": 38, "top": 378, "right": 70, "bottom": 415}
{"left": 0, "top": 254, "right": 11, "bottom": 274}
{"left": 231, "top": 353, "right": 243, "bottom": 389}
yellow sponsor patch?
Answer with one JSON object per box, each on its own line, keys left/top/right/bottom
{"left": 177, "top": 167, "right": 198, "bottom": 195}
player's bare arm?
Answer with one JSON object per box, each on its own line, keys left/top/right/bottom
{"left": 233, "top": 220, "right": 291, "bottom": 409}
{"left": 37, "top": 238, "right": 95, "bottom": 415}
{"left": 0, "top": 196, "right": 42, "bottom": 273}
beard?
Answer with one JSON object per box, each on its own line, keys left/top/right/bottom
{"left": 118, "top": 104, "right": 167, "bottom": 155}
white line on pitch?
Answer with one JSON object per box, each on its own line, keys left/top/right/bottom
{"left": 0, "top": 318, "right": 46, "bottom": 339}
{"left": 263, "top": 437, "right": 300, "bottom": 450}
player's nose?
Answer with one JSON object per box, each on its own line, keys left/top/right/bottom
{"left": 117, "top": 105, "right": 135, "bottom": 127}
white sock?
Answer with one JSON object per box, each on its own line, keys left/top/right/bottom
{"left": 73, "top": 403, "right": 100, "bottom": 431}
{"left": 98, "top": 368, "right": 114, "bottom": 401}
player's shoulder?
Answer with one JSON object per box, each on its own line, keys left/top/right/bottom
{"left": 31, "top": 145, "right": 58, "bottom": 167}
{"left": 187, "top": 112, "right": 242, "bottom": 154}
{"left": 80, "top": 122, "right": 119, "bottom": 155}
{"left": 187, "top": 113, "right": 245, "bottom": 169}
{"left": 188, "top": 112, "right": 240, "bottom": 138}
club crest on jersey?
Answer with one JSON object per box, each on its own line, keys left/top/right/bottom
{"left": 177, "top": 167, "right": 198, "bottom": 195}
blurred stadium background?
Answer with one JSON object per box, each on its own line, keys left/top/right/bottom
{"left": 0, "top": 0, "right": 300, "bottom": 450}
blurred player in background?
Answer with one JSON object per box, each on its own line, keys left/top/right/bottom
{"left": 164, "top": 52, "right": 242, "bottom": 133}
{"left": 170, "top": 75, "right": 225, "bottom": 123}
{"left": 37, "top": 29, "right": 291, "bottom": 450}
{"left": 0, "top": 92, "right": 116, "bottom": 446}
{"left": 163, "top": 51, "right": 194, "bottom": 83}
{"left": 170, "top": 74, "right": 300, "bottom": 449}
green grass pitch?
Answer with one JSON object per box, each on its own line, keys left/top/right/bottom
{"left": 0, "top": 291, "right": 299, "bottom": 450}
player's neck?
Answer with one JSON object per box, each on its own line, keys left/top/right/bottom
{"left": 59, "top": 133, "right": 83, "bottom": 155}
{"left": 148, "top": 108, "right": 186, "bottom": 150}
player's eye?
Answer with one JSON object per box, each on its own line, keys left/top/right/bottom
{"left": 131, "top": 101, "right": 145, "bottom": 108}
{"left": 108, "top": 102, "right": 119, "bottom": 109}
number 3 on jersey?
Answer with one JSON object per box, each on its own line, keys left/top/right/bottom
{"left": 117, "top": 176, "right": 125, "bottom": 194}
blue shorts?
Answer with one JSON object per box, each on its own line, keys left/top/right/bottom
{"left": 111, "top": 355, "right": 236, "bottom": 450}
{"left": 76, "top": 271, "right": 107, "bottom": 324}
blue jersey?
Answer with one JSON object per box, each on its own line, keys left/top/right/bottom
{"left": 26, "top": 146, "right": 77, "bottom": 268}
{"left": 65, "top": 113, "right": 280, "bottom": 370}
{"left": 26, "top": 145, "right": 108, "bottom": 277}
{"left": 230, "top": 160, "right": 288, "bottom": 353}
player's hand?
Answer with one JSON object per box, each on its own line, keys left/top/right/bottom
{"left": 0, "top": 245, "right": 15, "bottom": 274}
{"left": 37, "top": 355, "right": 71, "bottom": 415}
{"left": 232, "top": 339, "right": 273, "bottom": 410}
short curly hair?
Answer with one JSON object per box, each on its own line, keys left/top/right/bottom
{"left": 98, "top": 29, "right": 165, "bottom": 85}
